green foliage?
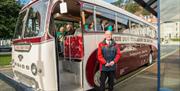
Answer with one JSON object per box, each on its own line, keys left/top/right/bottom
{"left": 125, "top": 2, "right": 151, "bottom": 15}
{"left": 0, "top": 0, "right": 21, "bottom": 39}
{"left": 142, "top": 9, "right": 150, "bottom": 15}
{"left": 112, "top": 0, "right": 123, "bottom": 7}
{"left": 112, "top": 0, "right": 150, "bottom": 16}
{"left": 125, "top": 3, "right": 141, "bottom": 14}
{"left": 0, "top": 55, "right": 11, "bottom": 66}
{"left": 171, "top": 38, "right": 180, "bottom": 41}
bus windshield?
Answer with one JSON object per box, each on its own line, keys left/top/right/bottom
{"left": 14, "top": 1, "right": 47, "bottom": 39}
{"left": 14, "top": 11, "right": 27, "bottom": 39}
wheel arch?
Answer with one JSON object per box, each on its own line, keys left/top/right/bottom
{"left": 85, "top": 49, "right": 99, "bottom": 87}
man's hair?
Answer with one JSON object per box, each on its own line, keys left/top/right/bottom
{"left": 105, "top": 30, "right": 112, "bottom": 34}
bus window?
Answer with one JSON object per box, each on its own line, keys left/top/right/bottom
{"left": 154, "top": 28, "right": 158, "bottom": 39}
{"left": 117, "top": 23, "right": 129, "bottom": 34}
{"left": 139, "top": 24, "right": 145, "bottom": 36}
{"left": 82, "top": 11, "right": 94, "bottom": 32}
{"left": 149, "top": 26, "right": 157, "bottom": 39}
{"left": 73, "top": 22, "right": 82, "bottom": 35}
{"left": 49, "top": 1, "right": 81, "bottom": 36}
{"left": 14, "top": 11, "right": 27, "bottom": 39}
{"left": 130, "top": 21, "right": 139, "bottom": 35}
{"left": 49, "top": 17, "right": 57, "bottom": 37}
{"left": 24, "top": 9, "right": 41, "bottom": 38}
{"left": 14, "top": 1, "right": 47, "bottom": 39}
{"left": 95, "top": 6, "right": 116, "bottom": 32}
{"left": 95, "top": 17, "right": 115, "bottom": 32}
{"left": 82, "top": 3, "right": 95, "bottom": 32}
{"left": 116, "top": 13, "right": 129, "bottom": 34}
{"left": 145, "top": 25, "right": 154, "bottom": 38}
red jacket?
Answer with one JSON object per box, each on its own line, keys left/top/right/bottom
{"left": 97, "top": 39, "right": 121, "bottom": 71}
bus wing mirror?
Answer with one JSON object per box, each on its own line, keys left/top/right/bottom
{"left": 60, "top": 2, "right": 68, "bottom": 14}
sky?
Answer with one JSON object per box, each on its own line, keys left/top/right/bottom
{"left": 103, "top": 0, "right": 117, "bottom": 3}
{"left": 16, "top": 0, "right": 31, "bottom": 5}
{"left": 16, "top": 0, "right": 114, "bottom": 4}
{"left": 17, "top": 0, "right": 117, "bottom": 5}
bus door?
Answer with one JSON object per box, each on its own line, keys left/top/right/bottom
{"left": 49, "top": 0, "right": 83, "bottom": 91}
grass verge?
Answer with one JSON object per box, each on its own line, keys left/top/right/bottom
{"left": 171, "top": 38, "right": 180, "bottom": 41}
{"left": 0, "top": 54, "right": 11, "bottom": 66}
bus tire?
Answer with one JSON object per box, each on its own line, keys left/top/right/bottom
{"left": 94, "top": 70, "right": 101, "bottom": 87}
{"left": 148, "top": 53, "right": 153, "bottom": 65}
{"left": 94, "top": 70, "right": 108, "bottom": 88}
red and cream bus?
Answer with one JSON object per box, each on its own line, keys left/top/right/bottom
{"left": 12, "top": 0, "right": 157, "bottom": 91}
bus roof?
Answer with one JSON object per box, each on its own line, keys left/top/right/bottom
{"left": 81, "top": 0, "right": 156, "bottom": 28}
{"left": 20, "top": 0, "right": 156, "bottom": 28}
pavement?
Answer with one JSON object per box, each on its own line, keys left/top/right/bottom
{"left": 161, "top": 41, "right": 180, "bottom": 46}
{"left": 0, "top": 79, "right": 15, "bottom": 91}
{"left": 160, "top": 45, "right": 179, "bottom": 57}
{"left": 0, "top": 68, "right": 15, "bottom": 91}
{"left": 114, "top": 59, "right": 157, "bottom": 91}
{"left": 160, "top": 49, "right": 180, "bottom": 91}
{"left": 113, "top": 49, "right": 180, "bottom": 91}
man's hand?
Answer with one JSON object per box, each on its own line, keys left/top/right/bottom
{"left": 109, "top": 61, "right": 115, "bottom": 66}
{"left": 105, "top": 61, "right": 115, "bottom": 67}
{"left": 105, "top": 63, "right": 110, "bottom": 67}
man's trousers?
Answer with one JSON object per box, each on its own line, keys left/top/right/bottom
{"left": 100, "top": 71, "right": 115, "bottom": 91}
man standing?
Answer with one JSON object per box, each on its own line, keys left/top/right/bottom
{"left": 97, "top": 27, "right": 121, "bottom": 91}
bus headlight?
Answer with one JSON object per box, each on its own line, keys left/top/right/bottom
{"left": 31, "top": 63, "right": 37, "bottom": 76}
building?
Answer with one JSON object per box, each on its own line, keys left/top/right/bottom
{"left": 160, "top": 21, "right": 180, "bottom": 42}
{"left": 144, "top": 14, "right": 157, "bottom": 25}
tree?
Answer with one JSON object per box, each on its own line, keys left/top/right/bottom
{"left": 0, "top": 0, "right": 21, "bottom": 39}
{"left": 125, "top": 2, "right": 150, "bottom": 16}
{"left": 125, "top": 2, "right": 141, "bottom": 14}
{"left": 112, "top": 0, "right": 150, "bottom": 16}
{"left": 112, "top": 0, "right": 124, "bottom": 7}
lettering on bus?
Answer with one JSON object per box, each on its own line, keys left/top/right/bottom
{"left": 14, "top": 44, "right": 31, "bottom": 52}
{"left": 129, "top": 50, "right": 148, "bottom": 57}
{"left": 139, "top": 50, "right": 148, "bottom": 58}
{"left": 139, "top": 53, "right": 148, "bottom": 58}
{"left": 113, "top": 36, "right": 153, "bottom": 43}
{"left": 13, "top": 61, "right": 30, "bottom": 70}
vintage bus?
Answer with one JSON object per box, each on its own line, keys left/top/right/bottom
{"left": 12, "top": 0, "right": 157, "bottom": 91}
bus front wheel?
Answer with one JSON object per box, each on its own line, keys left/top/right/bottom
{"left": 148, "top": 53, "right": 153, "bottom": 65}
{"left": 94, "top": 70, "right": 101, "bottom": 87}
{"left": 94, "top": 70, "right": 108, "bottom": 88}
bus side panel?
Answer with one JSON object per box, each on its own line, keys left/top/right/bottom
{"left": 115, "top": 45, "right": 151, "bottom": 78}
{"left": 40, "top": 40, "right": 58, "bottom": 91}
{"left": 83, "top": 33, "right": 157, "bottom": 89}
{"left": 83, "top": 34, "right": 104, "bottom": 90}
